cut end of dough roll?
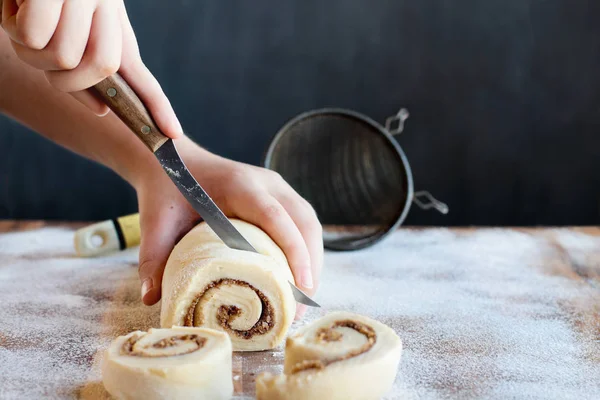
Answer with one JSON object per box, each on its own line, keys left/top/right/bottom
{"left": 160, "top": 219, "right": 297, "bottom": 351}
{"left": 102, "top": 326, "right": 233, "bottom": 400}
{"left": 256, "top": 311, "right": 402, "bottom": 400}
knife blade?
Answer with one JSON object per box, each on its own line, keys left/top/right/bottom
{"left": 91, "top": 73, "right": 319, "bottom": 308}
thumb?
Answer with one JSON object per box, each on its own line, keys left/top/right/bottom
{"left": 138, "top": 213, "right": 181, "bottom": 306}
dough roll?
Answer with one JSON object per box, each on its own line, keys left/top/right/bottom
{"left": 160, "top": 219, "right": 297, "bottom": 351}
{"left": 102, "top": 326, "right": 233, "bottom": 400}
{"left": 256, "top": 312, "right": 402, "bottom": 400}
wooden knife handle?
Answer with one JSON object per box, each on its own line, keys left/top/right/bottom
{"left": 91, "top": 73, "right": 169, "bottom": 153}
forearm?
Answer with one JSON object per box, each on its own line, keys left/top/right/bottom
{"left": 0, "top": 30, "right": 155, "bottom": 186}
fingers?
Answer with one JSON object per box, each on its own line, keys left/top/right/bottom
{"left": 45, "top": 0, "right": 122, "bottom": 92}
{"left": 1, "top": 1, "right": 19, "bottom": 26}
{"left": 117, "top": 1, "right": 182, "bottom": 139}
{"left": 11, "top": 0, "right": 94, "bottom": 71}
{"left": 232, "top": 192, "right": 314, "bottom": 294}
{"left": 138, "top": 213, "right": 172, "bottom": 306}
{"left": 228, "top": 168, "right": 323, "bottom": 321}
{"left": 2, "top": 0, "right": 63, "bottom": 49}
{"left": 2, "top": 0, "right": 183, "bottom": 131}
{"left": 51, "top": 0, "right": 94, "bottom": 68}
{"left": 138, "top": 207, "right": 194, "bottom": 306}
{"left": 275, "top": 189, "right": 323, "bottom": 320}
{"left": 277, "top": 191, "right": 324, "bottom": 289}
{"left": 295, "top": 304, "right": 307, "bottom": 321}
{"left": 277, "top": 194, "right": 323, "bottom": 284}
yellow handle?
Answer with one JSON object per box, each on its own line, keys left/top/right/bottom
{"left": 117, "top": 213, "right": 141, "bottom": 248}
{"left": 74, "top": 213, "right": 141, "bottom": 257}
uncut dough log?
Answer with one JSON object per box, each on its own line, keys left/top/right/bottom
{"left": 102, "top": 326, "right": 233, "bottom": 400}
{"left": 161, "top": 219, "right": 297, "bottom": 351}
{"left": 256, "top": 312, "right": 402, "bottom": 400}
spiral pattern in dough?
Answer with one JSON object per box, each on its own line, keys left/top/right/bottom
{"left": 288, "top": 319, "right": 377, "bottom": 374}
{"left": 120, "top": 332, "right": 206, "bottom": 357}
{"left": 160, "top": 219, "right": 296, "bottom": 351}
{"left": 102, "top": 327, "right": 233, "bottom": 400}
{"left": 256, "top": 312, "right": 402, "bottom": 400}
{"left": 184, "top": 278, "right": 276, "bottom": 339}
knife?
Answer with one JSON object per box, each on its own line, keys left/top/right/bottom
{"left": 90, "top": 73, "right": 319, "bottom": 308}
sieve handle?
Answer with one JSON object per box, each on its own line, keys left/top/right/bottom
{"left": 385, "top": 108, "right": 410, "bottom": 136}
{"left": 413, "top": 191, "right": 449, "bottom": 214}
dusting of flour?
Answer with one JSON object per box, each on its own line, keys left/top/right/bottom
{"left": 0, "top": 227, "right": 599, "bottom": 399}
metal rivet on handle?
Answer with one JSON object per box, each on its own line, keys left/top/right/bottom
{"left": 107, "top": 88, "right": 117, "bottom": 97}
{"left": 141, "top": 125, "right": 151, "bottom": 134}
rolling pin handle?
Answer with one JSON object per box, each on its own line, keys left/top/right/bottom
{"left": 73, "top": 220, "right": 120, "bottom": 257}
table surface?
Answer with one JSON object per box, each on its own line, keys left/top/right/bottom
{"left": 0, "top": 222, "right": 599, "bottom": 400}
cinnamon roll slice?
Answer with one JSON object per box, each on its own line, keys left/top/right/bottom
{"left": 256, "top": 312, "right": 402, "bottom": 400}
{"left": 102, "top": 327, "right": 233, "bottom": 400}
{"left": 160, "top": 219, "right": 296, "bottom": 351}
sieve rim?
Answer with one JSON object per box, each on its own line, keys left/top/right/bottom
{"left": 262, "top": 108, "right": 415, "bottom": 251}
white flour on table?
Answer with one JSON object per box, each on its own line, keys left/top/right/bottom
{"left": 0, "top": 227, "right": 599, "bottom": 399}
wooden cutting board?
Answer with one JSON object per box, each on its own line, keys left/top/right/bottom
{"left": 0, "top": 222, "right": 599, "bottom": 399}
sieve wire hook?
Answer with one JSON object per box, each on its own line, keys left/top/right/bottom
{"left": 413, "top": 191, "right": 449, "bottom": 214}
{"left": 385, "top": 108, "right": 410, "bottom": 136}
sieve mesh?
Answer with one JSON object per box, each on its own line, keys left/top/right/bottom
{"left": 265, "top": 109, "right": 413, "bottom": 249}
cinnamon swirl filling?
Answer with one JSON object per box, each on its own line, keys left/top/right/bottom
{"left": 290, "top": 320, "right": 377, "bottom": 374}
{"left": 121, "top": 333, "right": 207, "bottom": 357}
{"left": 183, "top": 278, "right": 276, "bottom": 339}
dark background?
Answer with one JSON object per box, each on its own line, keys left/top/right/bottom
{"left": 1, "top": 0, "right": 599, "bottom": 226}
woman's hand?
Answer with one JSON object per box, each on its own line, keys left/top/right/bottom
{"left": 0, "top": 0, "right": 181, "bottom": 138}
{"left": 134, "top": 137, "right": 323, "bottom": 320}
{"left": 0, "top": 2, "right": 323, "bottom": 320}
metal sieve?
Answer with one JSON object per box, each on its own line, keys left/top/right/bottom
{"left": 262, "top": 107, "right": 449, "bottom": 251}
